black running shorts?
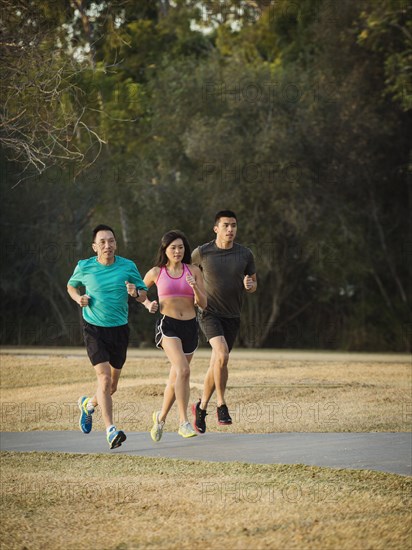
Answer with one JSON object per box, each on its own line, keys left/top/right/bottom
{"left": 198, "top": 310, "right": 240, "bottom": 352}
{"left": 155, "top": 315, "right": 198, "bottom": 355}
{"left": 83, "top": 321, "right": 130, "bottom": 369}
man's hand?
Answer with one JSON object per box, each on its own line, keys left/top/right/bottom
{"left": 125, "top": 280, "right": 138, "bottom": 297}
{"left": 244, "top": 275, "right": 255, "bottom": 291}
{"left": 79, "top": 294, "right": 90, "bottom": 308}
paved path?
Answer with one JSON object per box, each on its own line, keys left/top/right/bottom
{"left": 1, "top": 431, "right": 411, "bottom": 476}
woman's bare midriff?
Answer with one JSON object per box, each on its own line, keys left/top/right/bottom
{"left": 159, "top": 296, "right": 196, "bottom": 320}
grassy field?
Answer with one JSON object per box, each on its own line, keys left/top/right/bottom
{"left": 1, "top": 349, "right": 411, "bottom": 549}
{"left": 0, "top": 350, "right": 410, "bottom": 433}
{"left": 1, "top": 452, "right": 411, "bottom": 550}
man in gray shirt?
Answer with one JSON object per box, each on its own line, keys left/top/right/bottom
{"left": 191, "top": 210, "right": 257, "bottom": 432}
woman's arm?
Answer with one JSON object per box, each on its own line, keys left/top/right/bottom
{"left": 187, "top": 265, "right": 207, "bottom": 309}
{"left": 141, "top": 267, "right": 160, "bottom": 313}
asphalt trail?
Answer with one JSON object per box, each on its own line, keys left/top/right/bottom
{"left": 1, "top": 431, "right": 411, "bottom": 476}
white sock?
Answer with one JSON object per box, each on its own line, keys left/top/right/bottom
{"left": 106, "top": 424, "right": 116, "bottom": 434}
{"left": 86, "top": 400, "right": 95, "bottom": 412}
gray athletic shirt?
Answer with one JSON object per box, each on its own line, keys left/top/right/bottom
{"left": 191, "top": 240, "right": 256, "bottom": 318}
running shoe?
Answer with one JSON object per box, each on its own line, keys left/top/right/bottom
{"left": 178, "top": 421, "right": 197, "bottom": 438}
{"left": 107, "top": 427, "right": 126, "bottom": 449}
{"left": 192, "top": 400, "right": 207, "bottom": 433}
{"left": 217, "top": 404, "right": 232, "bottom": 425}
{"left": 150, "top": 411, "right": 165, "bottom": 442}
{"left": 78, "top": 396, "right": 93, "bottom": 434}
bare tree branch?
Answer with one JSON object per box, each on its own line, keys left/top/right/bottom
{"left": 0, "top": 2, "right": 106, "bottom": 183}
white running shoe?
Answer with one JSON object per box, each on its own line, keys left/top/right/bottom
{"left": 150, "top": 411, "right": 165, "bottom": 442}
{"left": 178, "top": 421, "right": 197, "bottom": 438}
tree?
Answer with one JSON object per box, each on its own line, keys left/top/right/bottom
{"left": 0, "top": 1, "right": 109, "bottom": 182}
{"left": 1, "top": 0, "right": 410, "bottom": 350}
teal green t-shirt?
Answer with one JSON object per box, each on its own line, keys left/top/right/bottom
{"left": 67, "top": 256, "right": 147, "bottom": 327}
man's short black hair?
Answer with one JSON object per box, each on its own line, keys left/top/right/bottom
{"left": 214, "top": 210, "right": 237, "bottom": 224}
{"left": 92, "top": 224, "right": 116, "bottom": 242}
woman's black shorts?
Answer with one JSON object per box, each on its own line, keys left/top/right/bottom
{"left": 155, "top": 315, "right": 198, "bottom": 355}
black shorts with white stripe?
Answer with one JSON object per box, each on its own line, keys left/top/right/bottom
{"left": 155, "top": 315, "right": 199, "bottom": 355}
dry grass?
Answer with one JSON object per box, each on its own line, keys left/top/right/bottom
{"left": 1, "top": 451, "right": 411, "bottom": 550}
{"left": 1, "top": 350, "right": 411, "bottom": 549}
{"left": 0, "top": 352, "right": 410, "bottom": 433}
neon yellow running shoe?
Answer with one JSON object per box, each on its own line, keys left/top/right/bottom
{"left": 178, "top": 421, "right": 197, "bottom": 438}
{"left": 150, "top": 411, "right": 165, "bottom": 442}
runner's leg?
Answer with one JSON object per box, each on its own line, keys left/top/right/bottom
{"left": 161, "top": 338, "right": 191, "bottom": 423}
{"left": 206, "top": 335, "right": 229, "bottom": 407}
{"left": 94, "top": 361, "right": 115, "bottom": 428}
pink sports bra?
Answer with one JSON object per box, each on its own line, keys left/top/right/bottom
{"left": 156, "top": 264, "right": 195, "bottom": 301}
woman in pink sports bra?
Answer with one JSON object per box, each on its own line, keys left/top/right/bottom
{"left": 142, "top": 230, "right": 207, "bottom": 441}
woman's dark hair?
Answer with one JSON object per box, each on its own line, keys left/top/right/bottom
{"left": 155, "top": 230, "right": 192, "bottom": 266}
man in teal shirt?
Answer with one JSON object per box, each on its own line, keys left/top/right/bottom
{"left": 68, "top": 224, "right": 147, "bottom": 449}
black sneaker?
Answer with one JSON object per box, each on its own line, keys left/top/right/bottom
{"left": 191, "top": 400, "right": 207, "bottom": 433}
{"left": 217, "top": 404, "right": 232, "bottom": 425}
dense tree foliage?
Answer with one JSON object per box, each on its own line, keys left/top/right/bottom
{"left": 1, "top": 0, "right": 410, "bottom": 350}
